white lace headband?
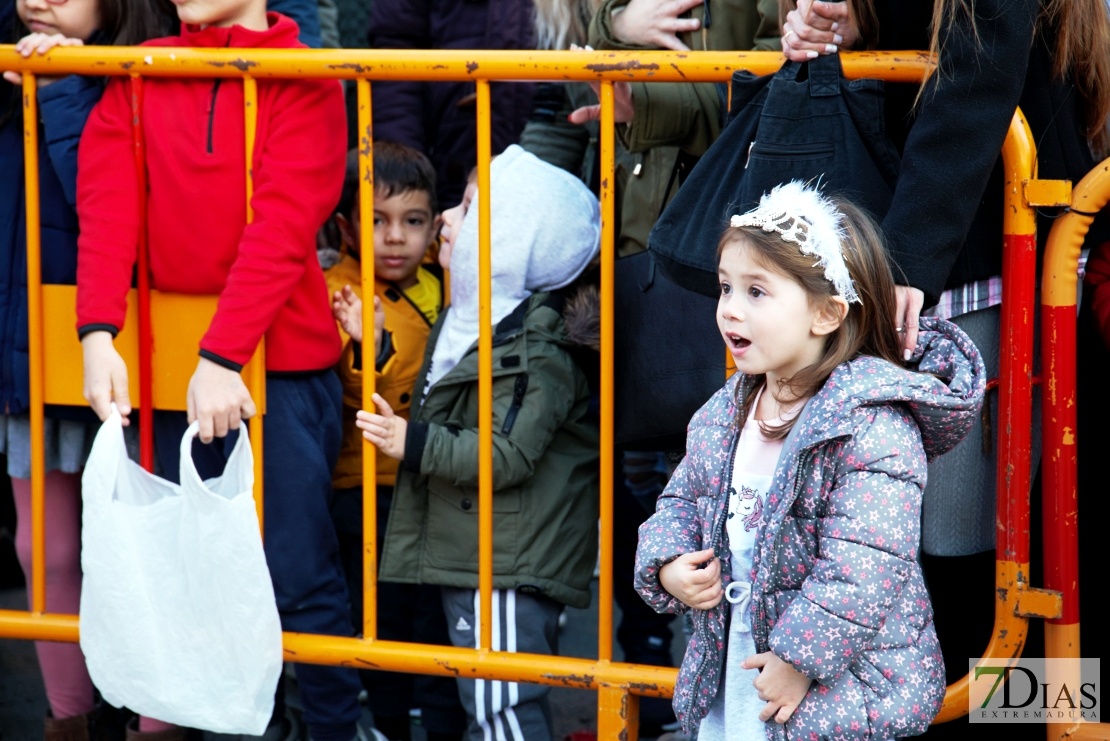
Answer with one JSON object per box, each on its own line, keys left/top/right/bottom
{"left": 729, "top": 181, "right": 861, "bottom": 304}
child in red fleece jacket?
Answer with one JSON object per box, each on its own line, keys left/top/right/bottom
{"left": 75, "top": 2, "right": 368, "bottom": 740}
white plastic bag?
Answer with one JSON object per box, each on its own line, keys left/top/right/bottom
{"left": 79, "top": 407, "right": 282, "bottom": 735}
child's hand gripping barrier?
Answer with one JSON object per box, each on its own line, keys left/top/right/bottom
{"left": 78, "top": 406, "right": 282, "bottom": 735}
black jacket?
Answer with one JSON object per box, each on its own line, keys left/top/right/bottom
{"left": 875, "top": 0, "right": 1103, "bottom": 305}
{"left": 368, "top": 0, "right": 536, "bottom": 208}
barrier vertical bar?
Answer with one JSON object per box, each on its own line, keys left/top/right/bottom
{"left": 475, "top": 79, "right": 493, "bottom": 652}
{"left": 934, "top": 111, "right": 1037, "bottom": 722}
{"left": 1040, "top": 159, "right": 1110, "bottom": 741}
{"left": 243, "top": 76, "right": 266, "bottom": 525}
{"left": 598, "top": 686, "right": 637, "bottom": 740}
{"left": 22, "top": 72, "right": 46, "bottom": 615}
{"left": 130, "top": 76, "right": 154, "bottom": 471}
{"left": 597, "top": 81, "right": 615, "bottom": 665}
{"left": 995, "top": 111, "right": 1037, "bottom": 585}
{"left": 356, "top": 76, "right": 379, "bottom": 640}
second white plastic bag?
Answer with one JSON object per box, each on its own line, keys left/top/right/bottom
{"left": 79, "top": 407, "right": 282, "bottom": 735}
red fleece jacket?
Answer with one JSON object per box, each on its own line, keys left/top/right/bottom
{"left": 76, "top": 13, "right": 345, "bottom": 372}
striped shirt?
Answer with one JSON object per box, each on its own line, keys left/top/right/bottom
{"left": 923, "top": 250, "right": 1088, "bottom": 320}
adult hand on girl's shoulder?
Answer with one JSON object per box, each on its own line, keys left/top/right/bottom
{"left": 782, "top": 0, "right": 858, "bottom": 63}
{"left": 356, "top": 393, "right": 407, "bottom": 460}
{"left": 894, "top": 285, "right": 925, "bottom": 361}
{"left": 743, "top": 651, "right": 813, "bottom": 725}
{"left": 1, "top": 34, "right": 84, "bottom": 86}
{"left": 658, "top": 547, "right": 723, "bottom": 610}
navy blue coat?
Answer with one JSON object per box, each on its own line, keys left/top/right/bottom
{"left": 368, "top": 0, "right": 536, "bottom": 208}
{"left": 267, "top": 0, "right": 322, "bottom": 48}
{"left": 0, "top": 73, "right": 104, "bottom": 416}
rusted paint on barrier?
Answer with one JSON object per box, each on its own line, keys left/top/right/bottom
{"left": 599, "top": 686, "right": 638, "bottom": 741}
{"left": 0, "top": 47, "right": 934, "bottom": 83}
{"left": 584, "top": 60, "right": 660, "bottom": 73}
{"left": 934, "top": 560, "right": 1032, "bottom": 723}
{"left": 1040, "top": 157, "right": 1109, "bottom": 741}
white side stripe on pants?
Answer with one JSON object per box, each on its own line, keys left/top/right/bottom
{"left": 472, "top": 589, "right": 527, "bottom": 741}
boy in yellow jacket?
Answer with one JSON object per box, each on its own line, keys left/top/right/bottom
{"left": 325, "top": 142, "right": 464, "bottom": 741}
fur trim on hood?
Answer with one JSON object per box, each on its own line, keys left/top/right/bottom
{"left": 562, "top": 283, "right": 600, "bottom": 352}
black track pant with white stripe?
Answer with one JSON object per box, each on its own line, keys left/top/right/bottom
{"left": 441, "top": 587, "right": 563, "bottom": 741}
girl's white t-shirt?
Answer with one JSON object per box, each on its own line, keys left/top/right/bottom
{"left": 698, "top": 391, "right": 789, "bottom": 741}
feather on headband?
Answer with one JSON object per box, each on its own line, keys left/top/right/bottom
{"left": 730, "top": 181, "right": 861, "bottom": 304}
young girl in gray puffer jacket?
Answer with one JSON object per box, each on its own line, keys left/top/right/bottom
{"left": 635, "top": 181, "right": 986, "bottom": 740}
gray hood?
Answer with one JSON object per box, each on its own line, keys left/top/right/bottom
{"left": 427, "top": 145, "right": 600, "bottom": 388}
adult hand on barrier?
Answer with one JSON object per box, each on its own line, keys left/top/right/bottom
{"left": 744, "top": 650, "right": 813, "bottom": 724}
{"left": 659, "top": 547, "right": 723, "bottom": 610}
{"left": 82, "top": 331, "right": 132, "bottom": 426}
{"left": 894, "top": 285, "right": 925, "bottom": 361}
{"left": 1, "top": 33, "right": 84, "bottom": 86}
{"left": 611, "top": 0, "right": 703, "bottom": 51}
{"left": 186, "top": 357, "right": 257, "bottom": 444}
{"left": 567, "top": 46, "right": 635, "bottom": 126}
{"left": 782, "top": 0, "right": 858, "bottom": 63}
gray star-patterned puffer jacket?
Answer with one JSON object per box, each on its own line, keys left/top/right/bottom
{"left": 635, "top": 317, "right": 985, "bottom": 739}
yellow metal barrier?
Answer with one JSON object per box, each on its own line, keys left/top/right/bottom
{"left": 0, "top": 46, "right": 1047, "bottom": 738}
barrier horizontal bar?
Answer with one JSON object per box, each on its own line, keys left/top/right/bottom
{"left": 0, "top": 609, "right": 79, "bottom": 643}
{"left": 0, "top": 48, "right": 933, "bottom": 82}
{"left": 39, "top": 285, "right": 263, "bottom": 412}
{"left": 0, "top": 610, "right": 676, "bottom": 697}
{"left": 282, "top": 633, "right": 677, "bottom": 696}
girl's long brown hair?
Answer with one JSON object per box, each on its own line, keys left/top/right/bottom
{"left": 925, "top": 0, "right": 1110, "bottom": 155}
{"left": 720, "top": 198, "right": 903, "bottom": 439}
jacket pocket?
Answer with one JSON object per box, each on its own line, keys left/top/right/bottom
{"left": 850, "top": 653, "right": 892, "bottom": 699}
{"left": 428, "top": 484, "right": 522, "bottom": 516}
{"left": 425, "top": 487, "right": 521, "bottom": 572}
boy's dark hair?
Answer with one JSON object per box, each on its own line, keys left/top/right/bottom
{"left": 337, "top": 140, "right": 438, "bottom": 219}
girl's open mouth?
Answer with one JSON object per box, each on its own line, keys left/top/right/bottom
{"left": 726, "top": 333, "right": 750, "bottom": 350}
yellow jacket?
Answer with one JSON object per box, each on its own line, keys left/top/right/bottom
{"left": 325, "top": 254, "right": 444, "bottom": 488}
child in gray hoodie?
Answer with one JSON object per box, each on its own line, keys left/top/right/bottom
{"left": 356, "top": 145, "right": 602, "bottom": 741}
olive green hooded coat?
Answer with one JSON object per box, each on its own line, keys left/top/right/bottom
{"left": 378, "top": 146, "right": 601, "bottom": 608}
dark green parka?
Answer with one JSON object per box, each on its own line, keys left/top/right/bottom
{"left": 379, "top": 292, "right": 600, "bottom": 608}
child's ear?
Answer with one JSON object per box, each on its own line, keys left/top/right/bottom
{"left": 431, "top": 213, "right": 443, "bottom": 243}
{"left": 336, "top": 213, "right": 357, "bottom": 249}
{"left": 812, "top": 296, "right": 849, "bottom": 337}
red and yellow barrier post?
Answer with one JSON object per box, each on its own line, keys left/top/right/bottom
{"left": 1041, "top": 158, "right": 1110, "bottom": 741}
